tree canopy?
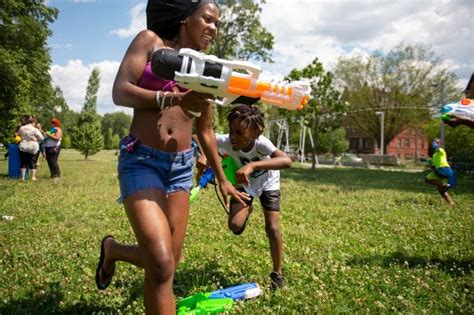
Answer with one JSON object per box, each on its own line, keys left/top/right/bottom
{"left": 208, "top": 0, "right": 274, "bottom": 131}
{"left": 0, "top": 0, "right": 58, "bottom": 144}
{"left": 333, "top": 43, "right": 459, "bottom": 153}
{"left": 284, "top": 58, "right": 346, "bottom": 169}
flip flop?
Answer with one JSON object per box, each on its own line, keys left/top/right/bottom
{"left": 95, "top": 235, "right": 115, "bottom": 290}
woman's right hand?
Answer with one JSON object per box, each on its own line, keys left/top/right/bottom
{"left": 175, "top": 90, "right": 214, "bottom": 115}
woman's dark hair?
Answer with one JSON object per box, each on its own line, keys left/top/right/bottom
{"left": 146, "top": 0, "right": 217, "bottom": 40}
{"left": 226, "top": 105, "right": 265, "bottom": 136}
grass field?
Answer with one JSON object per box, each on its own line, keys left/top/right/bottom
{"left": 1, "top": 150, "right": 473, "bottom": 314}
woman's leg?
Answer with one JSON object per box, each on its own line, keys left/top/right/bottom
{"left": 99, "top": 192, "right": 190, "bottom": 275}
{"left": 123, "top": 188, "right": 177, "bottom": 314}
{"left": 45, "top": 148, "right": 55, "bottom": 177}
{"left": 163, "top": 191, "right": 190, "bottom": 267}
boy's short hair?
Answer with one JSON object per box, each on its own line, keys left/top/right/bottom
{"left": 226, "top": 104, "right": 265, "bottom": 136}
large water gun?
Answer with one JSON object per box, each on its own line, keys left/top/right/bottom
{"left": 440, "top": 98, "right": 474, "bottom": 123}
{"left": 151, "top": 48, "right": 311, "bottom": 110}
{"left": 177, "top": 283, "right": 261, "bottom": 315}
{"left": 190, "top": 156, "right": 238, "bottom": 203}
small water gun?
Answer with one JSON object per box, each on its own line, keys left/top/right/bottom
{"left": 440, "top": 98, "right": 474, "bottom": 123}
{"left": 177, "top": 293, "right": 233, "bottom": 315}
{"left": 177, "top": 283, "right": 261, "bottom": 314}
{"left": 190, "top": 156, "right": 238, "bottom": 203}
{"left": 151, "top": 48, "right": 311, "bottom": 110}
{"left": 208, "top": 282, "right": 262, "bottom": 301}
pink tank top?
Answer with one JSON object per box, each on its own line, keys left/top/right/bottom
{"left": 137, "top": 61, "right": 187, "bottom": 92}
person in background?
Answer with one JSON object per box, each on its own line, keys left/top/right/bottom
{"left": 44, "top": 118, "right": 62, "bottom": 179}
{"left": 425, "top": 138, "right": 456, "bottom": 206}
{"left": 34, "top": 122, "right": 46, "bottom": 168}
{"left": 17, "top": 116, "right": 44, "bottom": 180}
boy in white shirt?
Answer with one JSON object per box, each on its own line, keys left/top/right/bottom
{"left": 198, "top": 105, "right": 292, "bottom": 289}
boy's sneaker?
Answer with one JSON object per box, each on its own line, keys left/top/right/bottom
{"left": 270, "top": 271, "right": 285, "bottom": 290}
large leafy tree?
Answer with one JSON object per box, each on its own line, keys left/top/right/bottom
{"left": 284, "top": 58, "right": 346, "bottom": 169}
{"left": 71, "top": 68, "right": 104, "bottom": 159}
{"left": 333, "top": 43, "right": 459, "bottom": 153}
{"left": 101, "top": 112, "right": 132, "bottom": 139}
{"left": 0, "top": 0, "right": 58, "bottom": 144}
{"left": 208, "top": 0, "right": 274, "bottom": 131}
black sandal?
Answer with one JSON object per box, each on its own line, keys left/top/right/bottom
{"left": 95, "top": 235, "right": 115, "bottom": 290}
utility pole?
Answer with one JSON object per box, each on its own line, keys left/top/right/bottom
{"left": 375, "top": 111, "right": 385, "bottom": 155}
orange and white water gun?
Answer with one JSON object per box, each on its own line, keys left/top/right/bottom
{"left": 151, "top": 48, "right": 311, "bottom": 110}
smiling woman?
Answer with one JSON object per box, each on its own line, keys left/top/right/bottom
{"left": 94, "top": 1, "right": 248, "bottom": 314}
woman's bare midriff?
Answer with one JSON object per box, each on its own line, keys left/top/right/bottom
{"left": 129, "top": 107, "right": 193, "bottom": 152}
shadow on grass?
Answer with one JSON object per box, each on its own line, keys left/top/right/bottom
{"left": 346, "top": 251, "right": 473, "bottom": 277}
{"left": 174, "top": 261, "right": 235, "bottom": 298}
{"left": 283, "top": 167, "right": 474, "bottom": 195}
{"left": 0, "top": 280, "right": 138, "bottom": 314}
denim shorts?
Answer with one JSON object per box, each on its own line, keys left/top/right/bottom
{"left": 117, "top": 143, "right": 194, "bottom": 203}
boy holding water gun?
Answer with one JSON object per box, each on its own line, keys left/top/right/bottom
{"left": 197, "top": 104, "right": 292, "bottom": 290}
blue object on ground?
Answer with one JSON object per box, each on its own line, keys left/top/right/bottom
{"left": 7, "top": 144, "right": 21, "bottom": 178}
{"left": 208, "top": 283, "right": 258, "bottom": 301}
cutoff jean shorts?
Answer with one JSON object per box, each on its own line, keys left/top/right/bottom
{"left": 117, "top": 141, "right": 194, "bottom": 203}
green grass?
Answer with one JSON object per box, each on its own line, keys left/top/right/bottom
{"left": 1, "top": 150, "right": 473, "bottom": 314}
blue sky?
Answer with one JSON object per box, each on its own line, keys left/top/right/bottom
{"left": 46, "top": 0, "right": 473, "bottom": 114}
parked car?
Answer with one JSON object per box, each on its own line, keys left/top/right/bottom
{"left": 341, "top": 153, "right": 363, "bottom": 163}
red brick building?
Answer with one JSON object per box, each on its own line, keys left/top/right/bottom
{"left": 346, "top": 126, "right": 429, "bottom": 160}
{"left": 385, "top": 128, "right": 429, "bottom": 160}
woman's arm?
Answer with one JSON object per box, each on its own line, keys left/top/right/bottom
{"left": 112, "top": 30, "right": 165, "bottom": 110}
{"left": 112, "top": 30, "right": 215, "bottom": 114}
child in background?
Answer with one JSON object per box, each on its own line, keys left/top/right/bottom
{"left": 198, "top": 104, "right": 292, "bottom": 290}
{"left": 425, "top": 138, "right": 456, "bottom": 205}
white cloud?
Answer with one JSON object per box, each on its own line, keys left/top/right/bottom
{"left": 110, "top": 2, "right": 146, "bottom": 38}
{"left": 50, "top": 59, "right": 132, "bottom": 115}
{"left": 260, "top": 0, "right": 473, "bottom": 86}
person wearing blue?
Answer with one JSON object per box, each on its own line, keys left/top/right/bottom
{"left": 425, "top": 138, "right": 456, "bottom": 205}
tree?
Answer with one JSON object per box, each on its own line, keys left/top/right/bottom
{"left": 71, "top": 68, "right": 104, "bottom": 159}
{"left": 101, "top": 112, "right": 132, "bottom": 139}
{"left": 284, "top": 58, "right": 346, "bottom": 169}
{"left": 0, "top": 0, "right": 58, "bottom": 144}
{"left": 334, "top": 43, "right": 459, "bottom": 153}
{"left": 208, "top": 0, "right": 274, "bottom": 131}
{"left": 317, "top": 128, "right": 349, "bottom": 156}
